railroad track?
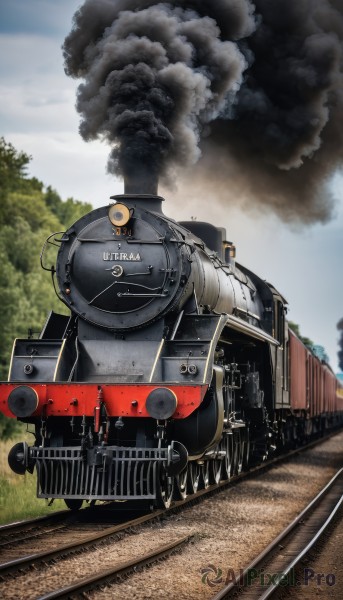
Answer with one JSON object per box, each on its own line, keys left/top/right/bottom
{"left": 37, "top": 534, "right": 194, "bottom": 600}
{"left": 0, "top": 501, "right": 122, "bottom": 546}
{"left": 211, "top": 467, "right": 343, "bottom": 599}
{"left": 0, "top": 499, "right": 158, "bottom": 557}
{"left": 0, "top": 509, "right": 165, "bottom": 576}
{"left": 0, "top": 510, "right": 76, "bottom": 550}
{"left": 0, "top": 505, "right": 195, "bottom": 598}
{"left": 0, "top": 429, "right": 341, "bottom": 566}
{"left": 0, "top": 430, "right": 341, "bottom": 599}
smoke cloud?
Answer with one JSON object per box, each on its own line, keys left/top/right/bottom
{"left": 64, "top": 0, "right": 343, "bottom": 222}
{"left": 337, "top": 318, "right": 343, "bottom": 372}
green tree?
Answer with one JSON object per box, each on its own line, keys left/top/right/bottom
{"left": 0, "top": 137, "right": 30, "bottom": 194}
{"left": 0, "top": 139, "right": 92, "bottom": 438}
{"left": 45, "top": 186, "right": 92, "bottom": 225}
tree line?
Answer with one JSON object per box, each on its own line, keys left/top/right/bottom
{"left": 0, "top": 138, "right": 92, "bottom": 438}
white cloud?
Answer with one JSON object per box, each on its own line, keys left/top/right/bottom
{"left": 8, "top": 131, "right": 123, "bottom": 203}
{"left": 0, "top": 30, "right": 123, "bottom": 202}
{"left": 0, "top": 34, "right": 75, "bottom": 130}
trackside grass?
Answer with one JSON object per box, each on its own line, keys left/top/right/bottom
{"left": 0, "top": 427, "right": 65, "bottom": 525}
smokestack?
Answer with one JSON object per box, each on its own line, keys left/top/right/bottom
{"left": 124, "top": 167, "right": 158, "bottom": 196}
{"left": 111, "top": 191, "right": 164, "bottom": 214}
{"left": 119, "top": 166, "right": 163, "bottom": 213}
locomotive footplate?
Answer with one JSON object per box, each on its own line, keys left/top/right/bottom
{"left": 30, "top": 442, "right": 187, "bottom": 501}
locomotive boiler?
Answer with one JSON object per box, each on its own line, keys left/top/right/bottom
{"left": 1, "top": 192, "right": 341, "bottom": 510}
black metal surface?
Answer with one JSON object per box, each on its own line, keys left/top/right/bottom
{"left": 32, "top": 445, "right": 170, "bottom": 500}
{"left": 8, "top": 340, "right": 65, "bottom": 382}
{"left": 173, "top": 366, "right": 224, "bottom": 456}
{"left": 40, "top": 312, "right": 71, "bottom": 340}
{"left": 8, "top": 442, "right": 28, "bottom": 474}
{"left": 146, "top": 387, "right": 177, "bottom": 419}
{"left": 55, "top": 197, "right": 268, "bottom": 335}
{"left": 56, "top": 203, "right": 191, "bottom": 331}
{"left": 8, "top": 386, "right": 38, "bottom": 417}
{"left": 179, "top": 220, "right": 226, "bottom": 259}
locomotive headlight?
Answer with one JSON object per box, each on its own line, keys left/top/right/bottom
{"left": 146, "top": 388, "right": 177, "bottom": 420}
{"left": 8, "top": 386, "right": 39, "bottom": 418}
{"left": 108, "top": 203, "right": 131, "bottom": 227}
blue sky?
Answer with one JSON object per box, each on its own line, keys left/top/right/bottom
{"left": 0, "top": 0, "right": 342, "bottom": 372}
{"left": 0, "top": 1, "right": 75, "bottom": 35}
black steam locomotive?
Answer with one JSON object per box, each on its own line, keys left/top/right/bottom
{"left": 2, "top": 193, "right": 341, "bottom": 510}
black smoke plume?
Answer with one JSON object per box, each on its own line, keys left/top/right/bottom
{"left": 63, "top": 0, "right": 343, "bottom": 222}
{"left": 337, "top": 318, "right": 343, "bottom": 372}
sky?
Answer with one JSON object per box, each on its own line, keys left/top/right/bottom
{"left": 0, "top": 0, "right": 342, "bottom": 373}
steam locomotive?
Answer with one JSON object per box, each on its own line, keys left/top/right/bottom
{"left": 1, "top": 192, "right": 342, "bottom": 510}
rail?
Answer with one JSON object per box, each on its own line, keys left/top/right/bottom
{"left": 37, "top": 535, "right": 194, "bottom": 600}
{"left": 211, "top": 467, "right": 343, "bottom": 599}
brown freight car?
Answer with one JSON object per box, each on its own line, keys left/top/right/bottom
{"left": 289, "top": 328, "right": 340, "bottom": 434}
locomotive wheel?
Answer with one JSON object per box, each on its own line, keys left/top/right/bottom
{"left": 174, "top": 468, "right": 188, "bottom": 501}
{"left": 155, "top": 466, "right": 174, "bottom": 509}
{"left": 210, "top": 457, "right": 222, "bottom": 485}
{"left": 64, "top": 499, "right": 83, "bottom": 511}
{"left": 242, "top": 428, "right": 251, "bottom": 471}
{"left": 187, "top": 461, "right": 200, "bottom": 494}
{"left": 221, "top": 433, "right": 234, "bottom": 480}
{"left": 198, "top": 461, "right": 210, "bottom": 490}
{"left": 233, "top": 429, "right": 244, "bottom": 475}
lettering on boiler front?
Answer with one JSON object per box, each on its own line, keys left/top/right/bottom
{"left": 103, "top": 252, "right": 142, "bottom": 262}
